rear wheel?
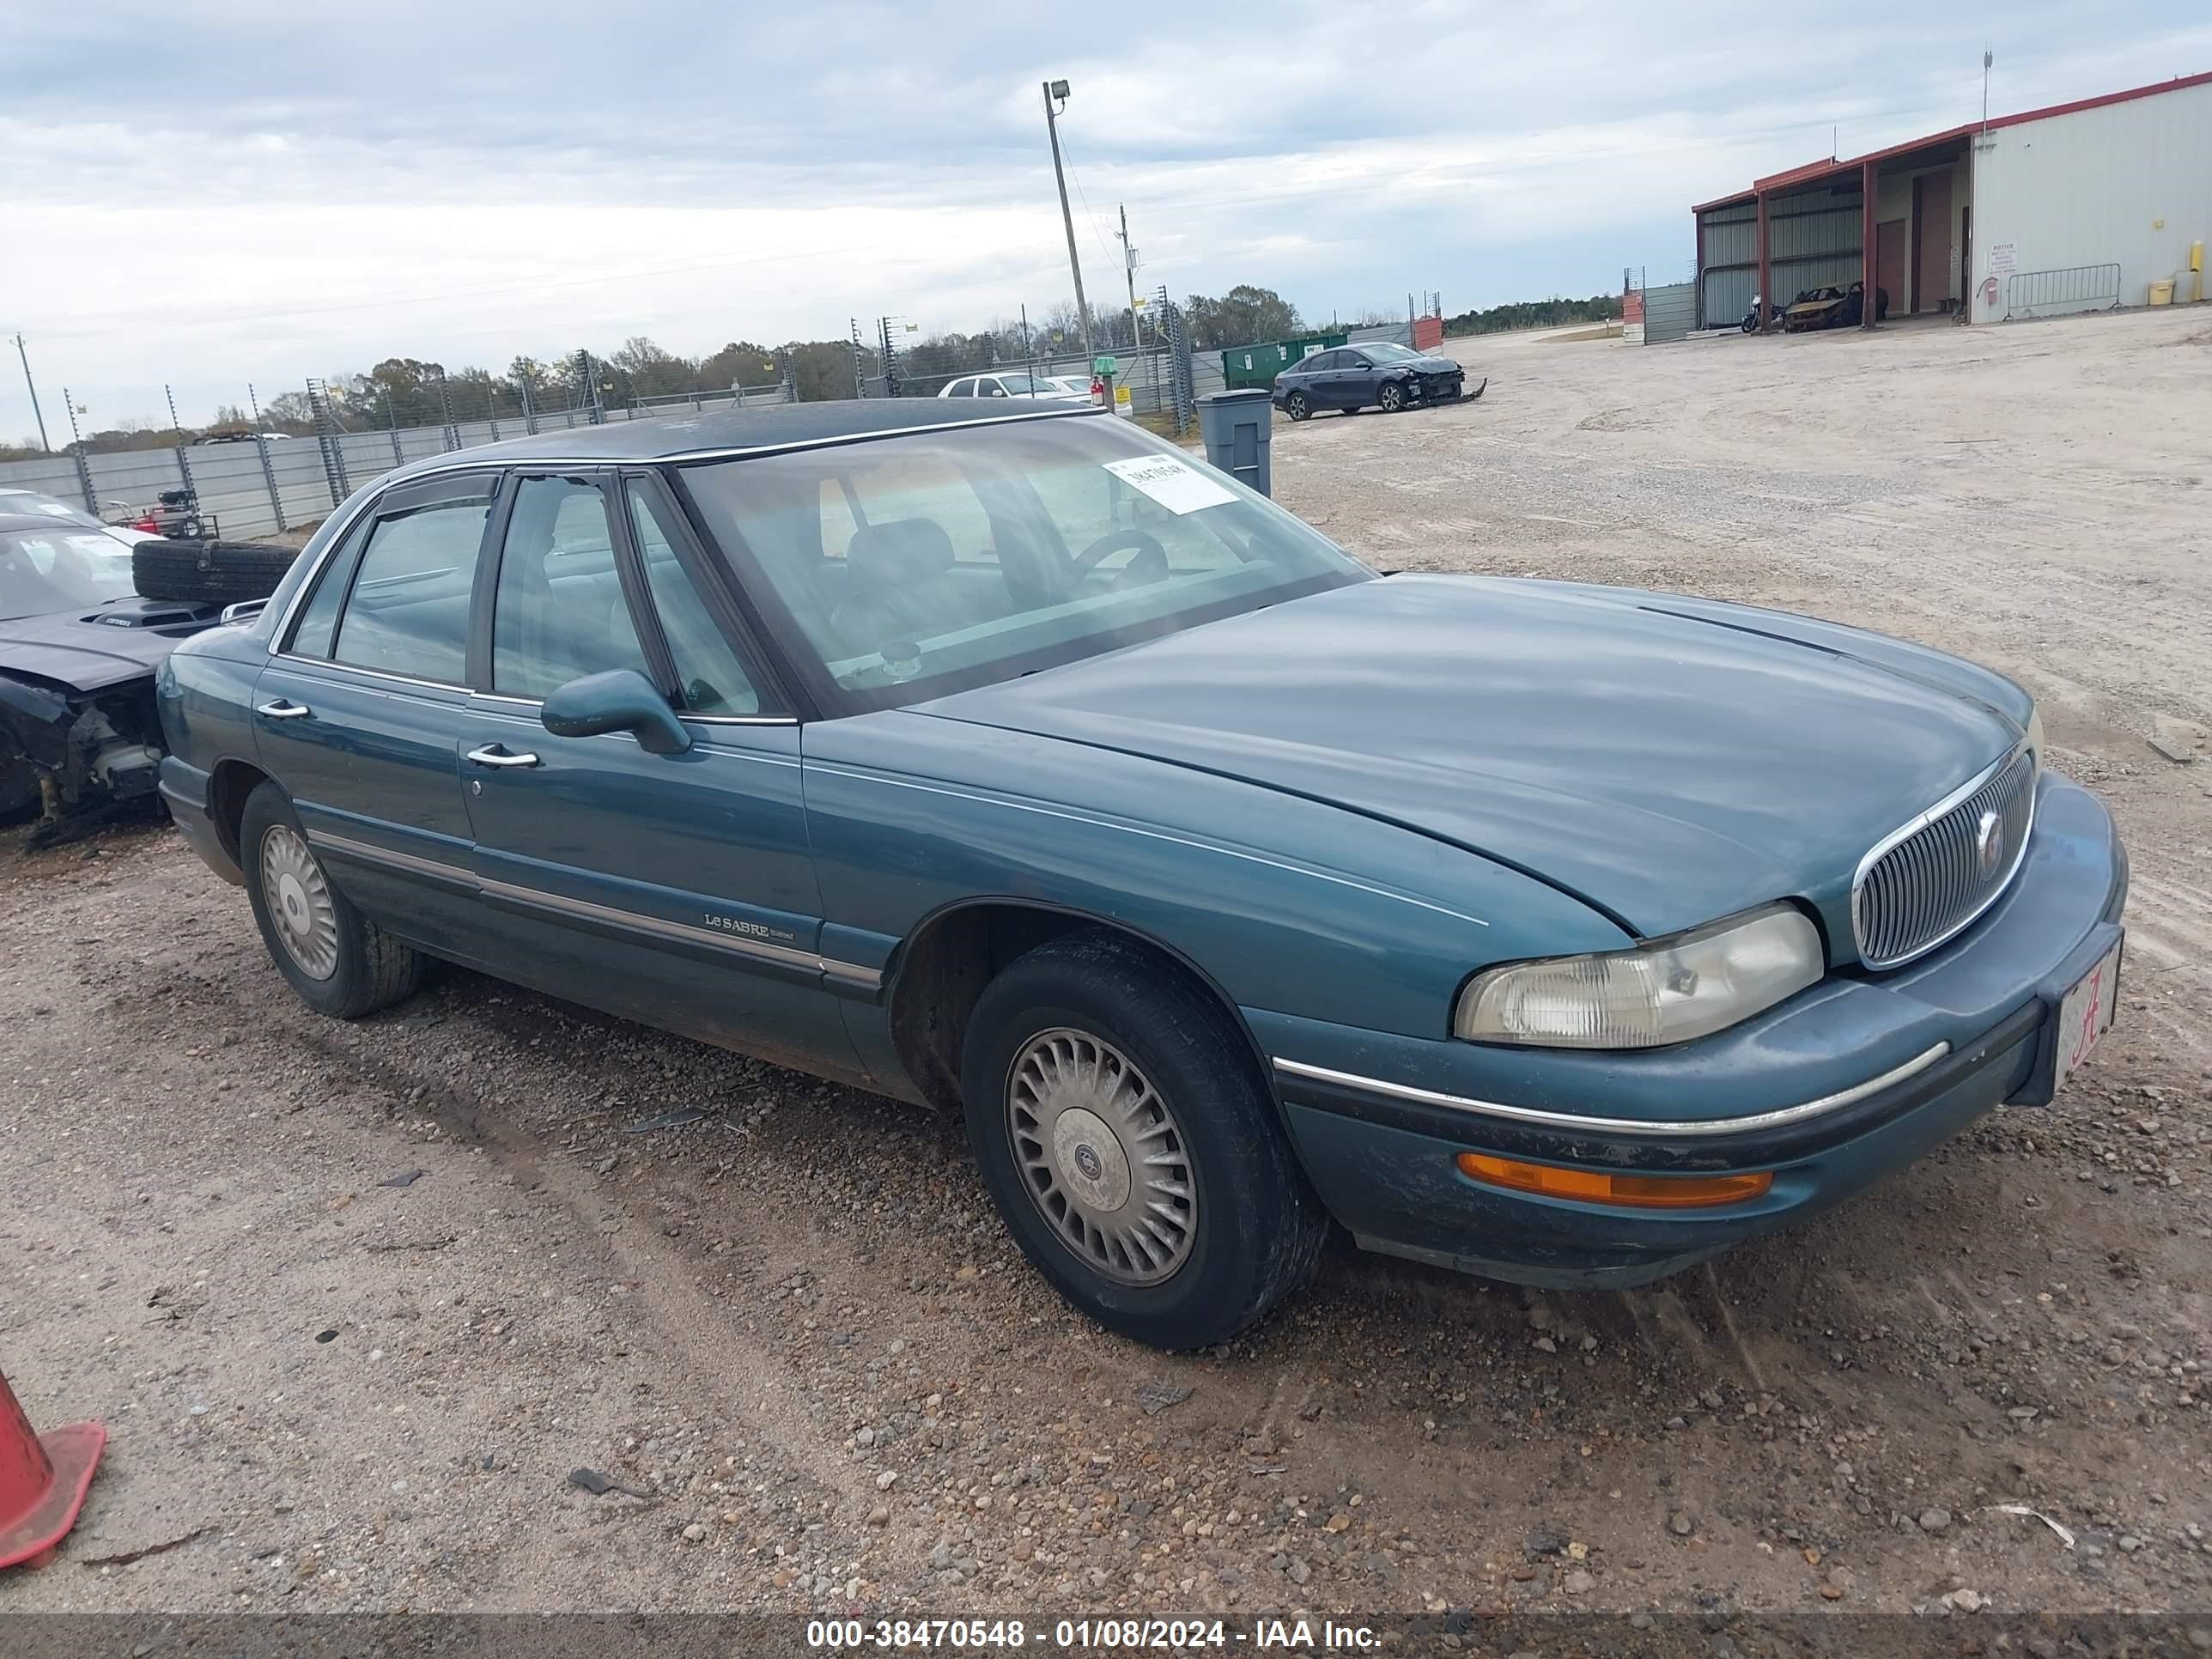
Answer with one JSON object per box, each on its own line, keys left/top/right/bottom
{"left": 1377, "top": 380, "right": 1407, "bottom": 413}
{"left": 961, "top": 931, "right": 1328, "bottom": 1350}
{"left": 240, "top": 782, "right": 424, "bottom": 1018}
{"left": 1283, "top": 391, "right": 1310, "bottom": 422}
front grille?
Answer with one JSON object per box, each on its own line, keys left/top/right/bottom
{"left": 1852, "top": 744, "right": 2037, "bottom": 969}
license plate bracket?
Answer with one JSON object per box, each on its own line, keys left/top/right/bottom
{"left": 2048, "top": 940, "right": 2122, "bottom": 1097}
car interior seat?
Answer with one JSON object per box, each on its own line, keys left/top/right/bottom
{"left": 828, "top": 518, "right": 994, "bottom": 657}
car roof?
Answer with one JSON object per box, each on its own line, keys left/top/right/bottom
{"left": 0, "top": 512, "right": 109, "bottom": 534}
{"left": 380, "top": 399, "right": 1103, "bottom": 484}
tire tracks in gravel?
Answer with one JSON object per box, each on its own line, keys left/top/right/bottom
{"left": 106, "top": 922, "right": 918, "bottom": 1563}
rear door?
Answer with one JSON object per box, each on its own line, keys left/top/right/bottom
{"left": 454, "top": 470, "right": 863, "bottom": 1080}
{"left": 250, "top": 471, "right": 496, "bottom": 957}
{"left": 1300, "top": 350, "right": 1343, "bottom": 409}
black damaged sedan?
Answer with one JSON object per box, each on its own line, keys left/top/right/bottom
{"left": 0, "top": 514, "right": 223, "bottom": 832}
{"left": 1271, "top": 341, "right": 1477, "bottom": 421}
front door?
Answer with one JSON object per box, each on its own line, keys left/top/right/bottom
{"left": 251, "top": 471, "right": 497, "bottom": 959}
{"left": 1875, "top": 219, "right": 1908, "bottom": 319}
{"left": 1340, "top": 351, "right": 1380, "bottom": 408}
{"left": 1912, "top": 173, "right": 1953, "bottom": 312}
{"left": 455, "top": 470, "right": 863, "bottom": 1082}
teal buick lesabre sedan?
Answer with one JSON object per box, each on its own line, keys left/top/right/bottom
{"left": 156, "top": 402, "right": 2126, "bottom": 1350}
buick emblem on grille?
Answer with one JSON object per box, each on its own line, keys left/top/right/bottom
{"left": 1975, "top": 809, "right": 2005, "bottom": 878}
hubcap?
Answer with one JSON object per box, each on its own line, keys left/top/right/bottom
{"left": 1006, "top": 1028, "right": 1195, "bottom": 1285}
{"left": 258, "top": 823, "right": 339, "bottom": 981}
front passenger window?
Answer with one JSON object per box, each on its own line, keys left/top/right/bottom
{"left": 625, "top": 483, "right": 761, "bottom": 716}
{"left": 491, "top": 478, "right": 650, "bottom": 699}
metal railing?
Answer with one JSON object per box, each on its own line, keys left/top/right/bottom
{"left": 2006, "top": 264, "right": 2121, "bottom": 317}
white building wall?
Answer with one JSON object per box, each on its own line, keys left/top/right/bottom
{"left": 1970, "top": 78, "right": 2212, "bottom": 322}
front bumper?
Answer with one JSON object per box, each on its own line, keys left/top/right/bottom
{"left": 1259, "top": 770, "right": 2127, "bottom": 1289}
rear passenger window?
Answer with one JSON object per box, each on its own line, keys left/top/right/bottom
{"left": 492, "top": 478, "right": 649, "bottom": 699}
{"left": 286, "top": 521, "right": 370, "bottom": 659}
{"left": 329, "top": 499, "right": 489, "bottom": 682}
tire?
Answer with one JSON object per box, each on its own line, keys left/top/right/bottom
{"left": 1283, "top": 391, "right": 1310, "bottom": 422}
{"left": 961, "top": 930, "right": 1328, "bottom": 1350}
{"left": 239, "top": 781, "right": 424, "bottom": 1018}
{"left": 131, "top": 538, "right": 300, "bottom": 605}
{"left": 1376, "top": 380, "right": 1407, "bottom": 413}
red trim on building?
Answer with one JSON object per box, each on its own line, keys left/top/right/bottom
{"left": 1692, "top": 69, "right": 2212, "bottom": 213}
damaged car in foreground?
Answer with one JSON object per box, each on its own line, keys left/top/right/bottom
{"left": 155, "top": 403, "right": 2126, "bottom": 1352}
{"left": 0, "top": 515, "right": 299, "bottom": 844}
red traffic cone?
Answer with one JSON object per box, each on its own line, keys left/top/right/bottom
{"left": 0, "top": 1367, "right": 106, "bottom": 1571}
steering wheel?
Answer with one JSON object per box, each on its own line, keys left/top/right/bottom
{"left": 1070, "top": 528, "right": 1170, "bottom": 589}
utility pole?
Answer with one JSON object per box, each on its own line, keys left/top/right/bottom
{"left": 1042, "top": 80, "right": 1094, "bottom": 367}
{"left": 14, "top": 335, "right": 51, "bottom": 454}
{"left": 1116, "top": 205, "right": 1144, "bottom": 349}
{"left": 1981, "top": 48, "right": 1994, "bottom": 138}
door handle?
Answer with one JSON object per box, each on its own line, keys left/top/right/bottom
{"left": 255, "top": 699, "right": 312, "bottom": 720}
{"left": 465, "top": 744, "right": 541, "bottom": 769}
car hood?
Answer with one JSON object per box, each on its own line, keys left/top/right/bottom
{"left": 916, "top": 575, "right": 2026, "bottom": 943}
{"left": 1396, "top": 355, "right": 1462, "bottom": 374}
{"left": 0, "top": 598, "right": 222, "bottom": 693}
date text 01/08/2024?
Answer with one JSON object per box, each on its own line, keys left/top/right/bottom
{"left": 804, "top": 1619, "right": 1381, "bottom": 1650}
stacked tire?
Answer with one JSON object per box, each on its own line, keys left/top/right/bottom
{"left": 131, "top": 539, "right": 301, "bottom": 605}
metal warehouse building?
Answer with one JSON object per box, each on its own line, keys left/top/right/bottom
{"left": 1693, "top": 70, "right": 2212, "bottom": 330}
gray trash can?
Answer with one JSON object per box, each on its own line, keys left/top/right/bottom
{"left": 1196, "top": 389, "right": 1274, "bottom": 498}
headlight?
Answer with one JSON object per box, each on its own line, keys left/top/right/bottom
{"left": 1454, "top": 903, "right": 1824, "bottom": 1049}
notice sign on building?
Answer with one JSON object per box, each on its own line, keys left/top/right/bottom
{"left": 1989, "top": 242, "right": 2017, "bottom": 278}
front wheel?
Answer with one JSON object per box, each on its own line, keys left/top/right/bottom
{"left": 1376, "top": 380, "right": 1406, "bottom": 413}
{"left": 240, "top": 781, "right": 425, "bottom": 1018}
{"left": 961, "top": 932, "right": 1328, "bottom": 1350}
{"left": 1283, "top": 391, "right": 1310, "bottom": 422}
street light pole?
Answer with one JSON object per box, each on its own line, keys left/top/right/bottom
{"left": 14, "top": 334, "right": 52, "bottom": 454}
{"left": 1042, "top": 79, "right": 1094, "bottom": 367}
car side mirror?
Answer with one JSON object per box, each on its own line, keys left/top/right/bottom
{"left": 540, "top": 668, "right": 692, "bottom": 756}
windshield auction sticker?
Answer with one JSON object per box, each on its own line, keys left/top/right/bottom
{"left": 1102, "top": 455, "right": 1237, "bottom": 515}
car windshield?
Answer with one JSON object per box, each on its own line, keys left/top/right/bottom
{"left": 678, "top": 415, "right": 1371, "bottom": 713}
{"left": 0, "top": 490, "right": 104, "bottom": 531}
{"left": 995, "top": 374, "right": 1041, "bottom": 394}
{"left": 0, "top": 529, "right": 138, "bottom": 619}
{"left": 1357, "top": 342, "right": 1424, "bottom": 362}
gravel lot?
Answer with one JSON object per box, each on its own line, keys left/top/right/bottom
{"left": 3, "top": 307, "right": 2209, "bottom": 1626}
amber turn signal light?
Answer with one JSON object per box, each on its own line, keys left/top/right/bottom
{"left": 1455, "top": 1152, "right": 1771, "bottom": 1209}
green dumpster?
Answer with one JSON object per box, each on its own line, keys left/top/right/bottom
{"left": 1219, "top": 332, "right": 1346, "bottom": 390}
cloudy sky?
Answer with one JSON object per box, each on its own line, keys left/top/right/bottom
{"left": 4, "top": 0, "right": 2208, "bottom": 437}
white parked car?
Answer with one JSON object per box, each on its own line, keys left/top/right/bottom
{"left": 937, "top": 372, "right": 1089, "bottom": 404}
{"left": 0, "top": 487, "right": 163, "bottom": 546}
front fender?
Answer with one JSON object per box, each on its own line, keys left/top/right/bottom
{"left": 800, "top": 712, "right": 1627, "bottom": 1042}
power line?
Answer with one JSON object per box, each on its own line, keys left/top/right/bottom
{"left": 1052, "top": 128, "right": 1123, "bottom": 267}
